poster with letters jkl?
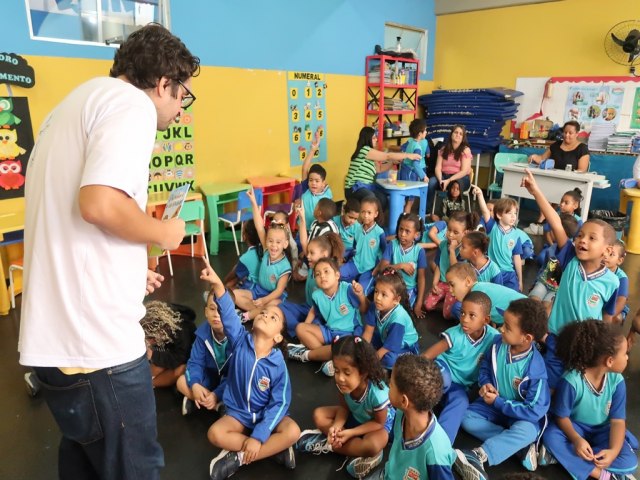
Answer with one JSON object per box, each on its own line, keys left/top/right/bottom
{"left": 0, "top": 97, "right": 34, "bottom": 200}
{"left": 148, "top": 106, "right": 195, "bottom": 193}
{"left": 287, "top": 71, "right": 327, "bottom": 167}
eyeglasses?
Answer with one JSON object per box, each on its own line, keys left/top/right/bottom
{"left": 176, "top": 79, "right": 196, "bottom": 110}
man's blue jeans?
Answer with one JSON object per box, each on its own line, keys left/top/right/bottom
{"left": 34, "top": 355, "right": 164, "bottom": 480}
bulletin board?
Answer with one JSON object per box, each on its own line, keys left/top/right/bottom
{"left": 514, "top": 76, "right": 640, "bottom": 131}
{"left": 0, "top": 97, "right": 34, "bottom": 200}
{"left": 148, "top": 106, "right": 195, "bottom": 193}
{"left": 287, "top": 71, "right": 327, "bottom": 167}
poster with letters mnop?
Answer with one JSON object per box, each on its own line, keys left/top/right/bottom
{"left": 149, "top": 106, "right": 195, "bottom": 193}
{"left": 287, "top": 71, "right": 327, "bottom": 167}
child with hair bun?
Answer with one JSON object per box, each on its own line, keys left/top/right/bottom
{"left": 459, "top": 231, "right": 505, "bottom": 285}
{"left": 541, "top": 320, "right": 638, "bottom": 480}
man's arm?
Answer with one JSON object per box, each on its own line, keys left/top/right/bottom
{"left": 79, "top": 185, "right": 184, "bottom": 250}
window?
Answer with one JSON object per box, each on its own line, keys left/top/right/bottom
{"left": 25, "top": 0, "right": 170, "bottom": 47}
{"left": 384, "top": 22, "right": 428, "bottom": 75}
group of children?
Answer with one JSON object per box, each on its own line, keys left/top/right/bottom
{"left": 133, "top": 146, "right": 639, "bottom": 480}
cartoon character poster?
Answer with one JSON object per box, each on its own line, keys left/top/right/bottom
{"left": 148, "top": 106, "right": 195, "bottom": 193}
{"left": 0, "top": 97, "right": 34, "bottom": 200}
{"left": 287, "top": 71, "right": 327, "bottom": 167}
{"left": 564, "top": 85, "right": 625, "bottom": 129}
{"left": 630, "top": 87, "right": 640, "bottom": 129}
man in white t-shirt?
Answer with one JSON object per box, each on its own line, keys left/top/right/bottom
{"left": 19, "top": 24, "right": 200, "bottom": 480}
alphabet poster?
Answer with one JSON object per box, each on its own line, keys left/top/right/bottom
{"left": 0, "top": 97, "right": 34, "bottom": 200}
{"left": 149, "top": 106, "right": 195, "bottom": 193}
{"left": 287, "top": 71, "right": 327, "bottom": 167}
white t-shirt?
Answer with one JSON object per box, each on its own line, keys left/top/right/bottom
{"left": 19, "top": 77, "right": 157, "bottom": 368}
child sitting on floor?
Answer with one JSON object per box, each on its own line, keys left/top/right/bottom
{"left": 333, "top": 197, "right": 361, "bottom": 261}
{"left": 541, "top": 320, "right": 638, "bottom": 480}
{"left": 203, "top": 264, "right": 300, "bottom": 480}
{"left": 177, "top": 289, "right": 230, "bottom": 416}
{"left": 141, "top": 301, "right": 196, "bottom": 388}
{"left": 423, "top": 291, "right": 500, "bottom": 443}
{"left": 296, "top": 336, "right": 394, "bottom": 479}
{"left": 459, "top": 230, "right": 505, "bottom": 285}
{"left": 456, "top": 298, "right": 550, "bottom": 478}
{"left": 604, "top": 239, "right": 630, "bottom": 325}
{"left": 298, "top": 197, "right": 339, "bottom": 254}
{"left": 224, "top": 219, "right": 262, "bottom": 290}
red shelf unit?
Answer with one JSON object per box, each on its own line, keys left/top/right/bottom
{"left": 364, "top": 55, "right": 419, "bottom": 149}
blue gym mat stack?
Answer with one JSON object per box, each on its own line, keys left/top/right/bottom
{"left": 418, "top": 88, "right": 523, "bottom": 152}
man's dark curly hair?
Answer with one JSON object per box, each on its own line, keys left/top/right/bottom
{"left": 110, "top": 23, "right": 200, "bottom": 95}
{"left": 556, "top": 319, "right": 624, "bottom": 373}
{"left": 393, "top": 355, "right": 443, "bottom": 412}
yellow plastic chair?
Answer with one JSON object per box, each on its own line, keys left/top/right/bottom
{"left": 166, "top": 200, "right": 209, "bottom": 276}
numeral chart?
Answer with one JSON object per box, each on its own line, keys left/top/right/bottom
{"left": 287, "top": 71, "right": 327, "bottom": 166}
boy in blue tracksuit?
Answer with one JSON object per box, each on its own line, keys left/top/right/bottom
{"left": 203, "top": 265, "right": 300, "bottom": 480}
{"left": 423, "top": 291, "right": 500, "bottom": 443}
{"left": 455, "top": 299, "right": 550, "bottom": 480}
{"left": 177, "top": 290, "right": 232, "bottom": 416}
{"left": 398, "top": 119, "right": 428, "bottom": 214}
{"left": 521, "top": 168, "right": 619, "bottom": 390}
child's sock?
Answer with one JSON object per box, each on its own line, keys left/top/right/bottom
{"left": 301, "top": 350, "right": 310, "bottom": 362}
{"left": 598, "top": 470, "right": 611, "bottom": 480}
{"left": 472, "top": 447, "right": 488, "bottom": 464}
{"left": 237, "top": 451, "right": 245, "bottom": 466}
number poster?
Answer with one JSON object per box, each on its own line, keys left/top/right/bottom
{"left": 287, "top": 71, "right": 327, "bottom": 167}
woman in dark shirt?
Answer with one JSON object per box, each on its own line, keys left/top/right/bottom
{"left": 528, "top": 120, "right": 590, "bottom": 172}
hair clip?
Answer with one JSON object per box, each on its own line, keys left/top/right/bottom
{"left": 332, "top": 335, "right": 341, "bottom": 344}
{"left": 353, "top": 336, "right": 362, "bottom": 343}
{"left": 382, "top": 268, "right": 396, "bottom": 276}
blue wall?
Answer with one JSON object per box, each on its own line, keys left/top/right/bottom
{"left": 5, "top": 0, "right": 436, "bottom": 79}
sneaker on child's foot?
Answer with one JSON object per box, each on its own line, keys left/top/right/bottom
{"left": 296, "top": 429, "right": 332, "bottom": 455}
{"left": 537, "top": 444, "right": 557, "bottom": 466}
{"left": 520, "top": 443, "right": 538, "bottom": 471}
{"left": 209, "top": 450, "right": 240, "bottom": 480}
{"left": 609, "top": 473, "right": 637, "bottom": 480}
{"left": 523, "top": 223, "right": 543, "bottom": 235}
{"left": 181, "top": 396, "right": 194, "bottom": 416}
{"left": 24, "top": 372, "right": 40, "bottom": 397}
{"left": 287, "top": 344, "right": 309, "bottom": 362}
{"left": 454, "top": 449, "right": 488, "bottom": 480}
{"left": 321, "top": 360, "right": 335, "bottom": 377}
{"left": 273, "top": 446, "right": 296, "bottom": 469}
{"left": 345, "top": 451, "right": 384, "bottom": 478}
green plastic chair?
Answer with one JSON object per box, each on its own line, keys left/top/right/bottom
{"left": 166, "top": 199, "right": 209, "bottom": 276}
{"left": 487, "top": 152, "right": 528, "bottom": 199}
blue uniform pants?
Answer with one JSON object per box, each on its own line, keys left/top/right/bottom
{"left": 339, "top": 261, "right": 375, "bottom": 295}
{"left": 34, "top": 355, "right": 163, "bottom": 480}
{"left": 543, "top": 421, "right": 638, "bottom": 479}
{"left": 436, "top": 381, "right": 469, "bottom": 444}
{"left": 462, "top": 403, "right": 538, "bottom": 466}
{"left": 279, "top": 300, "right": 311, "bottom": 338}
{"left": 370, "top": 329, "right": 419, "bottom": 370}
{"left": 501, "top": 270, "right": 520, "bottom": 292}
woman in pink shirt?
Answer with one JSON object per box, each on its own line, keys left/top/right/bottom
{"left": 427, "top": 125, "right": 472, "bottom": 213}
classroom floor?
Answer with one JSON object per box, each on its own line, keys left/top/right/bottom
{"left": 1, "top": 222, "right": 639, "bottom": 480}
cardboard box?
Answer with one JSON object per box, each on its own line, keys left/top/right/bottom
{"left": 530, "top": 119, "right": 553, "bottom": 139}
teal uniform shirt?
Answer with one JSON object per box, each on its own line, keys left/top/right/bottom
{"left": 311, "top": 281, "right": 362, "bottom": 333}
{"left": 494, "top": 343, "right": 536, "bottom": 401}
{"left": 422, "top": 221, "right": 447, "bottom": 244}
{"left": 333, "top": 214, "right": 357, "bottom": 250}
{"left": 257, "top": 254, "right": 291, "bottom": 291}
{"left": 439, "top": 324, "right": 500, "bottom": 388}
{"left": 434, "top": 240, "right": 462, "bottom": 282}
{"left": 400, "top": 138, "right": 426, "bottom": 180}
{"left": 236, "top": 246, "right": 261, "bottom": 284}
{"left": 472, "top": 282, "right": 526, "bottom": 325}
{"left": 304, "top": 272, "right": 318, "bottom": 305}
{"left": 385, "top": 411, "right": 456, "bottom": 480}
{"left": 554, "top": 370, "right": 626, "bottom": 427}
{"left": 372, "top": 304, "right": 419, "bottom": 351}
{"left": 382, "top": 239, "right": 427, "bottom": 290}
{"left": 548, "top": 243, "right": 619, "bottom": 335}
{"left": 486, "top": 219, "right": 523, "bottom": 272}
{"left": 353, "top": 222, "right": 386, "bottom": 273}
{"left": 344, "top": 379, "right": 391, "bottom": 425}
{"left": 473, "top": 258, "right": 504, "bottom": 285}
{"left": 300, "top": 183, "right": 333, "bottom": 230}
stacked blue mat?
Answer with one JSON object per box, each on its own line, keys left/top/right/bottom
{"left": 418, "top": 88, "right": 523, "bottom": 152}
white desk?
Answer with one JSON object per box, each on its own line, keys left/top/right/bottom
{"left": 501, "top": 163, "right": 610, "bottom": 222}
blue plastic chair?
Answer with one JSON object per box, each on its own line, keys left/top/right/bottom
{"left": 166, "top": 200, "right": 209, "bottom": 277}
{"left": 488, "top": 152, "right": 528, "bottom": 199}
{"left": 219, "top": 189, "right": 263, "bottom": 256}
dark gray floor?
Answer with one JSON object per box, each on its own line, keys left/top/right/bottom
{"left": 2, "top": 223, "right": 639, "bottom": 479}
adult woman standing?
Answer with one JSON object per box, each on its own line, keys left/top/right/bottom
{"left": 344, "top": 126, "right": 420, "bottom": 210}
{"left": 528, "top": 121, "right": 590, "bottom": 172}
{"left": 427, "top": 125, "right": 472, "bottom": 212}
{"left": 524, "top": 121, "right": 590, "bottom": 235}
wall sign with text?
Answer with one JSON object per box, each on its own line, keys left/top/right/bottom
{"left": 149, "top": 107, "right": 195, "bottom": 193}
{"left": 287, "top": 71, "right": 327, "bottom": 167}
